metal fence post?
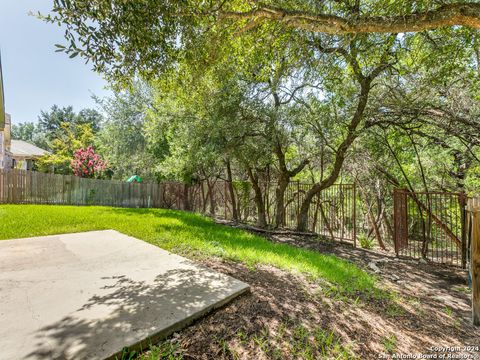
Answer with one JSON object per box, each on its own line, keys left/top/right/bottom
{"left": 353, "top": 183, "right": 357, "bottom": 247}
{"left": 224, "top": 180, "right": 227, "bottom": 219}
{"left": 297, "top": 180, "right": 300, "bottom": 225}
{"left": 460, "top": 193, "right": 467, "bottom": 269}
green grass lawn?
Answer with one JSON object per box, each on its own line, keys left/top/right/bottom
{"left": 0, "top": 204, "right": 378, "bottom": 296}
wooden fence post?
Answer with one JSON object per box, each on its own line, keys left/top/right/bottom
{"left": 471, "top": 199, "right": 480, "bottom": 326}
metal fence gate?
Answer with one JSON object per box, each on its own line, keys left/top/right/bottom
{"left": 393, "top": 189, "right": 467, "bottom": 267}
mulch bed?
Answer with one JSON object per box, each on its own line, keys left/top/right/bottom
{"left": 147, "top": 228, "right": 480, "bottom": 359}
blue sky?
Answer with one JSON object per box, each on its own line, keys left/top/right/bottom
{"left": 0, "top": 1, "right": 110, "bottom": 125}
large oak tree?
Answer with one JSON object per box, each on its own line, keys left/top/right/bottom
{"left": 45, "top": 1, "right": 480, "bottom": 83}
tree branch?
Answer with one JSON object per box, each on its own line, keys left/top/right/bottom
{"left": 219, "top": 3, "right": 480, "bottom": 34}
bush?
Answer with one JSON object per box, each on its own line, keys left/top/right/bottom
{"left": 358, "top": 233, "right": 375, "bottom": 250}
{"left": 71, "top": 146, "right": 107, "bottom": 178}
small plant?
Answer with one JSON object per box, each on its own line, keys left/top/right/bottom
{"left": 444, "top": 306, "right": 454, "bottom": 317}
{"left": 382, "top": 334, "right": 397, "bottom": 354}
{"left": 236, "top": 329, "right": 248, "bottom": 344}
{"left": 218, "top": 338, "right": 232, "bottom": 357}
{"left": 358, "top": 232, "right": 375, "bottom": 250}
{"left": 455, "top": 286, "right": 470, "bottom": 294}
{"left": 314, "top": 328, "right": 336, "bottom": 352}
{"left": 118, "top": 347, "right": 137, "bottom": 360}
{"left": 352, "top": 296, "right": 362, "bottom": 308}
{"left": 385, "top": 302, "right": 405, "bottom": 318}
{"left": 292, "top": 324, "right": 309, "bottom": 342}
{"left": 251, "top": 327, "right": 271, "bottom": 351}
{"left": 139, "top": 342, "right": 184, "bottom": 360}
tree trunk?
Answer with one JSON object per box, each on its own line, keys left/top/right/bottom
{"left": 383, "top": 212, "right": 394, "bottom": 240}
{"left": 274, "top": 177, "right": 289, "bottom": 228}
{"left": 367, "top": 204, "right": 386, "bottom": 250}
{"left": 246, "top": 167, "right": 267, "bottom": 228}
{"left": 319, "top": 201, "right": 335, "bottom": 240}
{"left": 226, "top": 160, "right": 238, "bottom": 221}
{"left": 206, "top": 179, "right": 216, "bottom": 215}
{"left": 200, "top": 182, "right": 207, "bottom": 213}
{"left": 297, "top": 80, "right": 371, "bottom": 231}
{"left": 297, "top": 189, "right": 316, "bottom": 232}
{"left": 183, "top": 183, "right": 190, "bottom": 211}
{"left": 272, "top": 142, "right": 309, "bottom": 228}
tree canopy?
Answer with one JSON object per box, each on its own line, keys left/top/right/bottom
{"left": 44, "top": 0, "right": 480, "bottom": 83}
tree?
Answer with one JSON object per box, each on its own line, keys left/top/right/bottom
{"left": 43, "top": 1, "right": 480, "bottom": 83}
{"left": 77, "top": 108, "right": 102, "bottom": 132}
{"left": 95, "top": 83, "right": 161, "bottom": 180}
{"left": 332, "top": 29, "right": 480, "bottom": 248}
{"left": 42, "top": 0, "right": 480, "bottom": 237}
{"left": 34, "top": 105, "right": 103, "bottom": 174}
{"left": 38, "top": 105, "right": 76, "bottom": 135}
{"left": 364, "top": 28, "right": 480, "bottom": 194}
{"left": 11, "top": 122, "right": 48, "bottom": 149}
{"left": 12, "top": 106, "right": 103, "bottom": 152}
{"left": 147, "top": 69, "right": 276, "bottom": 224}
{"left": 291, "top": 33, "right": 397, "bottom": 231}
{"left": 38, "top": 105, "right": 102, "bottom": 141}
{"left": 36, "top": 122, "right": 95, "bottom": 174}
{"left": 11, "top": 122, "right": 35, "bottom": 142}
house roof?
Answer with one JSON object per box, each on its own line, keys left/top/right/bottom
{"left": 9, "top": 140, "right": 49, "bottom": 158}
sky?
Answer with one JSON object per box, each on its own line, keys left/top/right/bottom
{"left": 0, "top": 1, "right": 110, "bottom": 125}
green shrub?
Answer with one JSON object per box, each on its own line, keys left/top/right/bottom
{"left": 358, "top": 232, "right": 375, "bottom": 250}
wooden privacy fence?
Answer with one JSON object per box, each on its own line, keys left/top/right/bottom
{"left": 466, "top": 198, "right": 480, "bottom": 326}
{"left": 0, "top": 169, "right": 170, "bottom": 208}
{"left": 0, "top": 169, "right": 357, "bottom": 243}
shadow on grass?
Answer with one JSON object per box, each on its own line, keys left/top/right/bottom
{"left": 108, "top": 208, "right": 381, "bottom": 298}
{"left": 109, "top": 207, "right": 214, "bottom": 227}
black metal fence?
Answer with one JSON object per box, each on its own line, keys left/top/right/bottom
{"left": 393, "top": 189, "right": 467, "bottom": 267}
{"left": 188, "top": 180, "right": 356, "bottom": 243}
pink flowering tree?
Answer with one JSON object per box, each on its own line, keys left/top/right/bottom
{"left": 71, "top": 146, "right": 107, "bottom": 178}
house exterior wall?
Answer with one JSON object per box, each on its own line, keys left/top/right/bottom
{"left": 11, "top": 157, "right": 35, "bottom": 171}
{"left": 0, "top": 113, "right": 11, "bottom": 169}
{"left": 0, "top": 130, "right": 3, "bottom": 168}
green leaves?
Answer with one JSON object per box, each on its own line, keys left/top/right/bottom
{"left": 43, "top": 0, "right": 479, "bottom": 86}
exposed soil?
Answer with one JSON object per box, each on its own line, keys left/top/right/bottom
{"left": 145, "top": 229, "right": 480, "bottom": 360}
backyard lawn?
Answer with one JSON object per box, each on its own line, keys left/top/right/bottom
{"left": 1, "top": 204, "right": 477, "bottom": 359}
{"left": 0, "top": 204, "right": 376, "bottom": 296}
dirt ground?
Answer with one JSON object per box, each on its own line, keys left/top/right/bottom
{"left": 148, "top": 230, "right": 480, "bottom": 360}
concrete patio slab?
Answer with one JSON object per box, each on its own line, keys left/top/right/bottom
{"left": 0, "top": 230, "right": 250, "bottom": 360}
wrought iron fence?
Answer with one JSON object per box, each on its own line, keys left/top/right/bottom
{"left": 188, "top": 180, "right": 356, "bottom": 243}
{"left": 393, "top": 189, "right": 467, "bottom": 267}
